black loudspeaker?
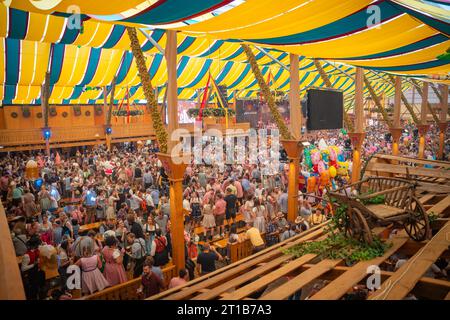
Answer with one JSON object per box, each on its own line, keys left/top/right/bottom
{"left": 306, "top": 88, "right": 343, "bottom": 130}
{"left": 217, "top": 85, "right": 228, "bottom": 108}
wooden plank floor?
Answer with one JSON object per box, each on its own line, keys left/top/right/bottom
{"left": 427, "top": 195, "right": 450, "bottom": 217}
{"left": 224, "top": 254, "right": 318, "bottom": 300}
{"left": 148, "top": 222, "right": 328, "bottom": 300}
{"left": 369, "top": 221, "right": 450, "bottom": 300}
{"left": 259, "top": 259, "right": 342, "bottom": 300}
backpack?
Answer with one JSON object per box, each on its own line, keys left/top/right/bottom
{"left": 154, "top": 236, "right": 167, "bottom": 253}
{"left": 153, "top": 236, "right": 169, "bottom": 266}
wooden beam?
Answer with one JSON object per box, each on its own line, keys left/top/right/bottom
{"left": 289, "top": 54, "right": 301, "bottom": 139}
{"left": 387, "top": 75, "right": 420, "bottom": 125}
{"left": 427, "top": 195, "right": 450, "bottom": 217}
{"left": 365, "top": 162, "right": 450, "bottom": 180}
{"left": 0, "top": 202, "right": 25, "bottom": 299}
{"left": 439, "top": 84, "right": 448, "bottom": 122}
{"left": 411, "top": 79, "right": 440, "bottom": 123}
{"left": 192, "top": 254, "right": 293, "bottom": 300}
{"left": 225, "top": 254, "right": 318, "bottom": 300}
{"left": 106, "top": 76, "right": 116, "bottom": 127}
{"left": 369, "top": 222, "right": 450, "bottom": 300}
{"left": 393, "top": 76, "right": 401, "bottom": 128}
{"left": 363, "top": 75, "right": 392, "bottom": 127}
{"left": 254, "top": 46, "right": 289, "bottom": 71}
{"left": 149, "top": 223, "right": 327, "bottom": 300}
{"left": 165, "top": 30, "right": 178, "bottom": 151}
{"left": 259, "top": 259, "right": 342, "bottom": 300}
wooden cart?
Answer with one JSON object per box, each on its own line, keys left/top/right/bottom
{"left": 328, "top": 177, "right": 430, "bottom": 244}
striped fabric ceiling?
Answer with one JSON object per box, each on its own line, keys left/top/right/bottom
{"left": 1, "top": 0, "right": 448, "bottom": 106}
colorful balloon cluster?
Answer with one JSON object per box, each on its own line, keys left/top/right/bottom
{"left": 302, "top": 139, "right": 350, "bottom": 193}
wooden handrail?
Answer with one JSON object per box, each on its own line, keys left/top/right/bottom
{"left": 83, "top": 263, "right": 177, "bottom": 300}
{"left": 0, "top": 202, "right": 26, "bottom": 299}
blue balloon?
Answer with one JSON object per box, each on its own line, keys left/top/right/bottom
{"left": 34, "top": 178, "right": 43, "bottom": 189}
{"left": 337, "top": 154, "right": 344, "bottom": 162}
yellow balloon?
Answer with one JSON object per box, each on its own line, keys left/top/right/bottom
{"left": 329, "top": 166, "right": 337, "bottom": 178}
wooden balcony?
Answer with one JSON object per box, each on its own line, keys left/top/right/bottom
{"left": 0, "top": 122, "right": 251, "bottom": 152}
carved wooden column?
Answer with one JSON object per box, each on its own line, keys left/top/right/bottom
{"left": 350, "top": 67, "right": 365, "bottom": 183}
{"left": 438, "top": 84, "right": 448, "bottom": 160}
{"left": 418, "top": 82, "right": 429, "bottom": 159}
{"left": 281, "top": 140, "right": 303, "bottom": 223}
{"left": 390, "top": 76, "right": 402, "bottom": 156}
{"left": 282, "top": 53, "right": 303, "bottom": 223}
{"left": 157, "top": 153, "right": 188, "bottom": 272}
{"left": 159, "top": 30, "right": 186, "bottom": 273}
{"left": 165, "top": 30, "right": 179, "bottom": 151}
{"left": 289, "top": 54, "right": 301, "bottom": 140}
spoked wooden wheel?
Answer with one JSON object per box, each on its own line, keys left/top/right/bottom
{"left": 344, "top": 207, "right": 373, "bottom": 245}
{"left": 404, "top": 196, "right": 430, "bottom": 242}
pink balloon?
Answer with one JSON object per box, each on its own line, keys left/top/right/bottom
{"left": 318, "top": 161, "right": 326, "bottom": 174}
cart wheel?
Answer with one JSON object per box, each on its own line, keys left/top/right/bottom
{"left": 344, "top": 207, "right": 373, "bottom": 245}
{"left": 404, "top": 196, "right": 430, "bottom": 242}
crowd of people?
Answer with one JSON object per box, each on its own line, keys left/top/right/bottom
{"left": 2, "top": 118, "right": 449, "bottom": 300}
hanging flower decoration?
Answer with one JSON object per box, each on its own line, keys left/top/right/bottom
{"left": 187, "top": 108, "right": 235, "bottom": 118}
{"left": 126, "top": 27, "right": 168, "bottom": 154}
{"left": 241, "top": 44, "right": 292, "bottom": 140}
{"left": 112, "top": 110, "right": 144, "bottom": 117}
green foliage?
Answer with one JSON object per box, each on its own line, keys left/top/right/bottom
{"left": 112, "top": 110, "right": 144, "bottom": 117}
{"left": 360, "top": 190, "right": 386, "bottom": 205}
{"left": 428, "top": 211, "right": 439, "bottom": 224}
{"left": 287, "top": 197, "right": 392, "bottom": 264}
{"left": 283, "top": 232, "right": 391, "bottom": 264}
{"left": 187, "top": 107, "right": 235, "bottom": 118}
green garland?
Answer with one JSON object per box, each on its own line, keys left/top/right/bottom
{"left": 241, "top": 44, "right": 292, "bottom": 140}
{"left": 283, "top": 198, "right": 392, "bottom": 264}
{"left": 112, "top": 110, "right": 144, "bottom": 117}
{"left": 187, "top": 108, "right": 235, "bottom": 118}
{"left": 127, "top": 27, "right": 168, "bottom": 153}
{"left": 283, "top": 232, "right": 391, "bottom": 264}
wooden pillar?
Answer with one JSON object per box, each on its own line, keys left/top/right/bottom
{"left": 165, "top": 30, "right": 178, "bottom": 151}
{"left": 161, "top": 30, "right": 185, "bottom": 273}
{"left": 41, "top": 72, "right": 51, "bottom": 156}
{"left": 281, "top": 141, "right": 303, "bottom": 223}
{"left": 289, "top": 54, "right": 301, "bottom": 140}
{"left": 281, "top": 54, "right": 302, "bottom": 223}
{"left": 0, "top": 203, "right": 25, "bottom": 299}
{"left": 156, "top": 154, "right": 187, "bottom": 273}
{"left": 390, "top": 76, "right": 402, "bottom": 156}
{"left": 350, "top": 67, "right": 365, "bottom": 183}
{"left": 438, "top": 84, "right": 448, "bottom": 160}
{"left": 418, "top": 82, "right": 429, "bottom": 159}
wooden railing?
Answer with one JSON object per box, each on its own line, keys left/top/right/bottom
{"left": 0, "top": 122, "right": 251, "bottom": 151}
{"left": 229, "top": 233, "right": 265, "bottom": 263}
{"left": 83, "top": 264, "right": 177, "bottom": 300}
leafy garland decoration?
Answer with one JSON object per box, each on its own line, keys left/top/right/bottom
{"left": 187, "top": 108, "right": 235, "bottom": 118}
{"left": 112, "top": 110, "right": 144, "bottom": 117}
{"left": 241, "top": 44, "right": 292, "bottom": 140}
{"left": 283, "top": 198, "right": 391, "bottom": 264}
{"left": 126, "top": 27, "right": 168, "bottom": 154}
